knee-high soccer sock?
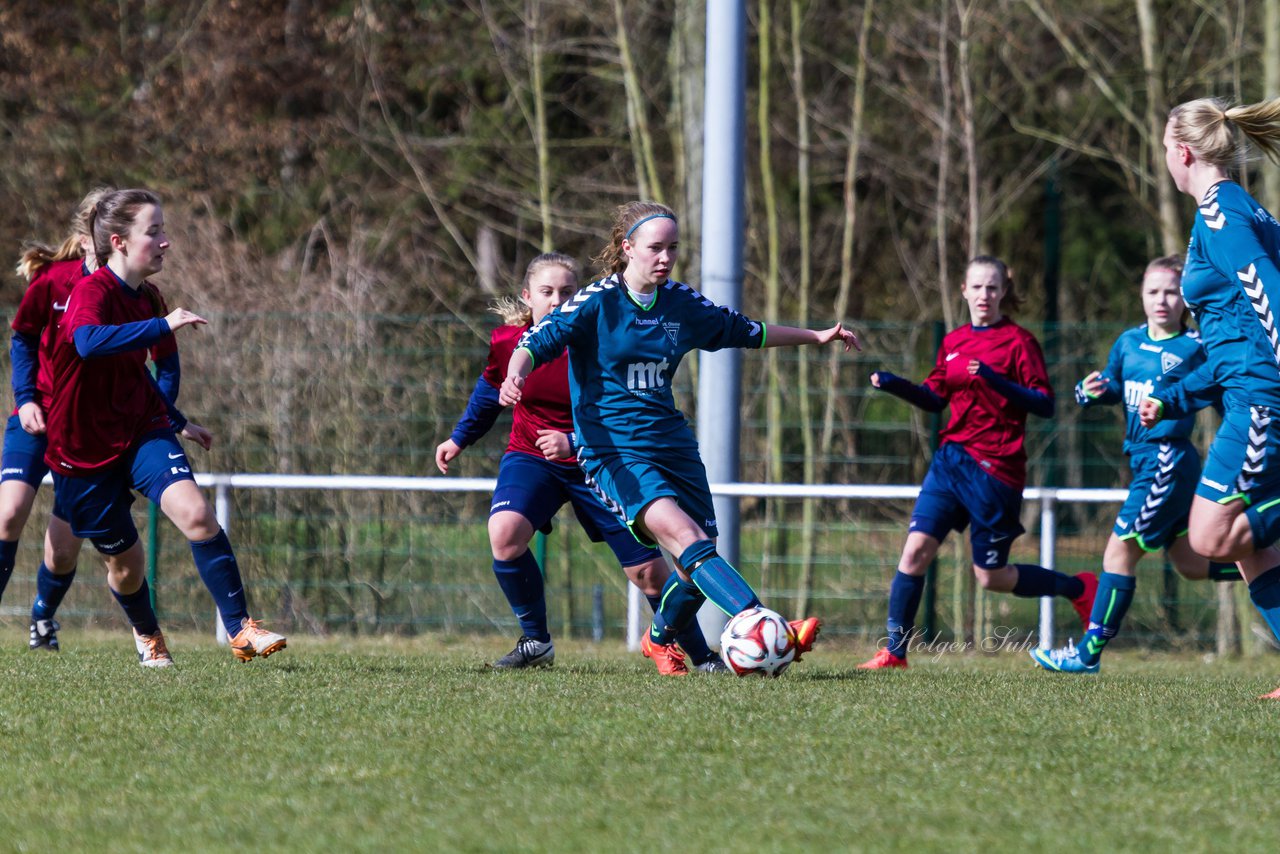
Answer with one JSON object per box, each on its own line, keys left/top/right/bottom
{"left": 1209, "top": 561, "right": 1241, "bottom": 582}
{"left": 648, "top": 574, "right": 706, "bottom": 645}
{"left": 1078, "top": 572, "right": 1136, "bottom": 665}
{"left": 1245, "top": 500, "right": 1280, "bottom": 551}
{"left": 0, "top": 539, "right": 17, "bottom": 602}
{"left": 493, "top": 549, "right": 550, "bottom": 643}
{"left": 1248, "top": 566, "right": 1280, "bottom": 645}
{"left": 190, "top": 530, "right": 250, "bottom": 638}
{"left": 886, "top": 571, "right": 926, "bottom": 660}
{"left": 646, "top": 590, "right": 715, "bottom": 663}
{"left": 680, "top": 539, "right": 761, "bottom": 617}
{"left": 1011, "top": 563, "right": 1085, "bottom": 600}
{"left": 31, "top": 563, "right": 76, "bottom": 621}
{"left": 111, "top": 580, "right": 159, "bottom": 636}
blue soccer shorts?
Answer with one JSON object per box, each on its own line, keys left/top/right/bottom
{"left": 909, "top": 442, "right": 1025, "bottom": 569}
{"left": 576, "top": 448, "right": 718, "bottom": 549}
{"left": 51, "top": 431, "right": 195, "bottom": 554}
{"left": 1197, "top": 405, "right": 1280, "bottom": 505}
{"left": 489, "top": 451, "right": 661, "bottom": 567}
{"left": 1113, "top": 441, "right": 1198, "bottom": 551}
{"left": 1, "top": 413, "right": 49, "bottom": 486}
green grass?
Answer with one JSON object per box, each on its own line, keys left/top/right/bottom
{"left": 1, "top": 630, "right": 1278, "bottom": 852}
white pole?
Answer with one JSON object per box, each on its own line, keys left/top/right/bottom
{"left": 626, "top": 582, "right": 644, "bottom": 651}
{"left": 215, "top": 481, "right": 231, "bottom": 645}
{"left": 1038, "top": 491, "right": 1056, "bottom": 650}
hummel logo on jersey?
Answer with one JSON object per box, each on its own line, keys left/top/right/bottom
{"left": 1160, "top": 352, "right": 1183, "bottom": 373}
{"left": 52, "top": 301, "right": 68, "bottom": 311}
{"left": 627, "top": 358, "right": 669, "bottom": 391}
{"left": 1139, "top": 342, "right": 1162, "bottom": 353}
{"left": 635, "top": 318, "right": 660, "bottom": 326}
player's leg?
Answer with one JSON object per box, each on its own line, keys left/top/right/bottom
{"left": 28, "top": 513, "right": 84, "bottom": 651}
{"left": 0, "top": 414, "right": 48, "bottom": 604}
{"left": 486, "top": 454, "right": 566, "bottom": 668}
{"left": 139, "top": 434, "right": 284, "bottom": 661}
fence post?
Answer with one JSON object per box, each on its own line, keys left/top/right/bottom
{"left": 1038, "top": 490, "right": 1057, "bottom": 650}
{"left": 214, "top": 479, "right": 232, "bottom": 645}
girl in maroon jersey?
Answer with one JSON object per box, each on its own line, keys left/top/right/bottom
{"left": 3, "top": 188, "right": 116, "bottom": 651}
{"left": 44, "top": 188, "right": 285, "bottom": 667}
{"left": 436, "top": 253, "right": 723, "bottom": 673}
{"left": 859, "top": 256, "right": 1096, "bottom": 669}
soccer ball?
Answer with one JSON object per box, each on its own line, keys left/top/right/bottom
{"left": 719, "top": 607, "right": 797, "bottom": 677}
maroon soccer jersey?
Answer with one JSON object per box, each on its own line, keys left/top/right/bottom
{"left": 44, "top": 267, "right": 179, "bottom": 475}
{"left": 482, "top": 324, "right": 575, "bottom": 462}
{"left": 10, "top": 258, "right": 85, "bottom": 412}
{"left": 921, "top": 319, "right": 1052, "bottom": 488}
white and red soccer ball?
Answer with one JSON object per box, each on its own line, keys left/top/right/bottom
{"left": 719, "top": 607, "right": 797, "bottom": 677}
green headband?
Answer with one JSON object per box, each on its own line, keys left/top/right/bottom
{"left": 625, "top": 213, "right": 675, "bottom": 240}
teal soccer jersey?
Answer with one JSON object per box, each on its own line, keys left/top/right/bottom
{"left": 1177, "top": 180, "right": 1280, "bottom": 412}
{"left": 517, "top": 274, "right": 766, "bottom": 457}
{"left": 1077, "top": 325, "right": 1210, "bottom": 455}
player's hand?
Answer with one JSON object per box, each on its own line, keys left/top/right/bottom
{"left": 536, "top": 429, "right": 572, "bottom": 461}
{"left": 869, "top": 371, "right": 883, "bottom": 389}
{"left": 435, "top": 438, "right": 463, "bottom": 474}
{"left": 164, "top": 308, "right": 208, "bottom": 332}
{"left": 967, "top": 359, "right": 985, "bottom": 376}
{"left": 499, "top": 375, "right": 524, "bottom": 407}
{"left": 1080, "top": 371, "right": 1108, "bottom": 397}
{"left": 181, "top": 422, "right": 213, "bottom": 450}
{"left": 17, "top": 401, "right": 45, "bottom": 435}
{"left": 1138, "top": 397, "right": 1164, "bottom": 428}
{"left": 819, "top": 323, "right": 861, "bottom": 352}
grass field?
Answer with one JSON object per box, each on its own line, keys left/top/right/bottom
{"left": 1, "top": 629, "right": 1277, "bottom": 853}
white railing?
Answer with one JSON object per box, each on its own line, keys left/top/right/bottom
{"left": 193, "top": 473, "right": 1127, "bottom": 650}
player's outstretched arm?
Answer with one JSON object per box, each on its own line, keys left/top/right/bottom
{"left": 870, "top": 370, "right": 945, "bottom": 412}
{"left": 501, "top": 348, "right": 535, "bottom": 406}
{"left": 763, "top": 323, "right": 860, "bottom": 352}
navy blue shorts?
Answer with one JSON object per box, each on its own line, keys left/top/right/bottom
{"left": 1113, "top": 441, "right": 1198, "bottom": 551}
{"left": 1, "top": 413, "right": 49, "bottom": 486}
{"left": 910, "top": 442, "right": 1025, "bottom": 569}
{"left": 577, "top": 447, "right": 718, "bottom": 549}
{"left": 51, "top": 431, "right": 195, "bottom": 554}
{"left": 490, "top": 451, "right": 661, "bottom": 567}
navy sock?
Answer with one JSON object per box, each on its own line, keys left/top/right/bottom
{"left": 493, "top": 549, "right": 549, "bottom": 643}
{"left": 648, "top": 572, "right": 706, "bottom": 645}
{"left": 111, "top": 580, "right": 159, "bottom": 636}
{"left": 1247, "top": 565, "right": 1280, "bottom": 645}
{"left": 1208, "top": 561, "right": 1241, "bottom": 582}
{"left": 886, "top": 571, "right": 926, "bottom": 660}
{"left": 0, "top": 538, "right": 17, "bottom": 602}
{"left": 680, "top": 539, "right": 761, "bottom": 616}
{"left": 191, "top": 530, "right": 249, "bottom": 638}
{"left": 1079, "top": 572, "right": 1136, "bottom": 665}
{"left": 31, "top": 563, "right": 76, "bottom": 621}
{"left": 1011, "top": 563, "right": 1084, "bottom": 599}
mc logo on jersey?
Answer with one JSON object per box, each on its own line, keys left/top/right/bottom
{"left": 1124, "top": 378, "right": 1155, "bottom": 410}
{"left": 627, "top": 358, "right": 669, "bottom": 391}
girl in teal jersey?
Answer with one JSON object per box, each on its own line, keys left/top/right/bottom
{"left": 501, "top": 201, "right": 858, "bottom": 674}
{"left": 1140, "top": 96, "right": 1280, "bottom": 696}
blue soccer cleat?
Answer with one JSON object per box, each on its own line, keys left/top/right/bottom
{"left": 1030, "top": 639, "right": 1099, "bottom": 674}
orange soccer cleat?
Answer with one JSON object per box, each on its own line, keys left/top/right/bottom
{"left": 229, "top": 618, "right": 288, "bottom": 662}
{"left": 133, "top": 628, "right": 175, "bottom": 668}
{"left": 789, "top": 617, "right": 822, "bottom": 662}
{"left": 641, "top": 632, "right": 689, "bottom": 676}
{"left": 1071, "top": 572, "right": 1099, "bottom": 628}
{"left": 857, "top": 648, "right": 908, "bottom": 670}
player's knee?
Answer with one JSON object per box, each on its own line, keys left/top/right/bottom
{"left": 488, "top": 521, "right": 530, "bottom": 561}
{"left": 625, "top": 559, "right": 665, "bottom": 596}
{"left": 1188, "top": 527, "right": 1241, "bottom": 562}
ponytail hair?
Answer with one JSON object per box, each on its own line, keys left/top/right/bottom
{"left": 14, "top": 185, "right": 115, "bottom": 282}
{"left": 591, "top": 201, "right": 677, "bottom": 278}
{"left": 489, "top": 251, "right": 581, "bottom": 326}
{"left": 1168, "top": 96, "right": 1280, "bottom": 171}
{"left": 966, "top": 255, "right": 1023, "bottom": 313}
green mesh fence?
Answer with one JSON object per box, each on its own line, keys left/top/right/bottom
{"left": 0, "top": 314, "right": 1260, "bottom": 655}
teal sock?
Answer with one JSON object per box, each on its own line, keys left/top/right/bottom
{"left": 679, "top": 539, "right": 761, "bottom": 616}
{"left": 1079, "top": 572, "right": 1135, "bottom": 665}
{"left": 648, "top": 573, "right": 705, "bottom": 645}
